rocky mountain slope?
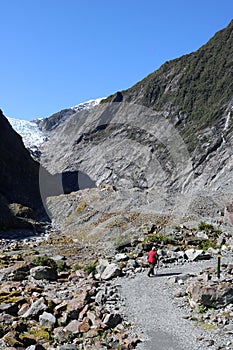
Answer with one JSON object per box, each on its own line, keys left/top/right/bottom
{"left": 39, "top": 21, "right": 232, "bottom": 236}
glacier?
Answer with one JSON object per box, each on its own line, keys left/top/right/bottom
{"left": 6, "top": 97, "right": 104, "bottom": 150}
{"left": 7, "top": 117, "right": 46, "bottom": 149}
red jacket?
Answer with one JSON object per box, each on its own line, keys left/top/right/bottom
{"left": 147, "top": 250, "right": 157, "bottom": 264}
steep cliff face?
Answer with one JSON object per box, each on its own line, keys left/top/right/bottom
{"left": 0, "top": 110, "right": 46, "bottom": 230}
{"left": 0, "top": 110, "right": 42, "bottom": 208}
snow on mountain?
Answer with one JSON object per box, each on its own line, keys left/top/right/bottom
{"left": 7, "top": 117, "right": 47, "bottom": 149}
{"left": 71, "top": 97, "right": 104, "bottom": 112}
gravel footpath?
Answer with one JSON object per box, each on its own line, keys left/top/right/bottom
{"left": 117, "top": 258, "right": 228, "bottom": 350}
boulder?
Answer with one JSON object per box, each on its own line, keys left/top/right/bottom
{"left": 195, "top": 231, "right": 209, "bottom": 240}
{"left": 66, "top": 296, "right": 87, "bottom": 319}
{"left": 0, "top": 302, "right": 18, "bottom": 316}
{"left": 126, "top": 259, "right": 140, "bottom": 268}
{"left": 39, "top": 311, "right": 56, "bottom": 328}
{"left": 115, "top": 253, "right": 128, "bottom": 261}
{"left": 64, "top": 320, "right": 80, "bottom": 335}
{"left": 95, "top": 259, "right": 109, "bottom": 276}
{"left": 95, "top": 289, "right": 106, "bottom": 305}
{"left": 184, "top": 248, "right": 211, "bottom": 261}
{"left": 22, "top": 297, "right": 47, "bottom": 318}
{"left": 99, "top": 263, "right": 121, "bottom": 280}
{"left": 6, "top": 262, "right": 31, "bottom": 281}
{"left": 103, "top": 313, "right": 122, "bottom": 328}
{"left": 30, "top": 266, "right": 58, "bottom": 281}
{"left": 187, "top": 282, "right": 233, "bottom": 308}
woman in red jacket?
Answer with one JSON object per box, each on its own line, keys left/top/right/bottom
{"left": 147, "top": 246, "right": 158, "bottom": 277}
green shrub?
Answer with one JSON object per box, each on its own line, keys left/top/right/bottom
{"left": 72, "top": 263, "right": 83, "bottom": 271}
{"left": 113, "top": 233, "right": 131, "bottom": 248}
{"left": 32, "top": 255, "right": 57, "bottom": 269}
{"left": 147, "top": 233, "right": 175, "bottom": 245}
{"left": 72, "top": 262, "right": 97, "bottom": 275}
{"left": 83, "top": 262, "right": 97, "bottom": 275}
{"left": 198, "top": 221, "right": 221, "bottom": 234}
{"left": 197, "top": 239, "right": 218, "bottom": 250}
{"left": 198, "top": 305, "right": 208, "bottom": 314}
{"left": 191, "top": 316, "right": 198, "bottom": 322}
{"left": 56, "top": 261, "right": 70, "bottom": 273}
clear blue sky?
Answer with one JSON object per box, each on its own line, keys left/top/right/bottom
{"left": 1, "top": 0, "right": 232, "bottom": 120}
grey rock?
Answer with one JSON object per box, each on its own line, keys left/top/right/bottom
{"left": 39, "top": 311, "right": 56, "bottom": 328}
{"left": 187, "top": 282, "right": 233, "bottom": 308}
{"left": 0, "top": 302, "right": 18, "bottom": 316}
{"left": 30, "top": 266, "right": 58, "bottom": 280}
{"left": 95, "top": 258, "right": 109, "bottom": 276}
{"left": 185, "top": 249, "right": 206, "bottom": 261}
{"left": 126, "top": 259, "right": 140, "bottom": 268}
{"left": 115, "top": 253, "right": 128, "bottom": 261}
{"left": 58, "top": 346, "right": 77, "bottom": 350}
{"left": 103, "top": 313, "right": 122, "bottom": 328}
{"left": 22, "top": 297, "right": 47, "bottom": 318}
{"left": 64, "top": 319, "right": 80, "bottom": 334}
{"left": 100, "top": 263, "right": 122, "bottom": 280}
{"left": 195, "top": 231, "right": 209, "bottom": 240}
{"left": 95, "top": 289, "right": 107, "bottom": 305}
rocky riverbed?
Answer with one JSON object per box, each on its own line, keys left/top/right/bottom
{"left": 0, "top": 221, "right": 232, "bottom": 350}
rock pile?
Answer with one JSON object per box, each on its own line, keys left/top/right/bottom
{"left": 0, "top": 252, "right": 143, "bottom": 350}
{"left": 172, "top": 262, "right": 233, "bottom": 349}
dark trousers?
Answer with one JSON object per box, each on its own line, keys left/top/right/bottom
{"left": 148, "top": 263, "right": 155, "bottom": 276}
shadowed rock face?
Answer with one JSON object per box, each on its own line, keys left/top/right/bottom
{"left": 0, "top": 110, "right": 42, "bottom": 208}
{"left": 0, "top": 110, "right": 48, "bottom": 229}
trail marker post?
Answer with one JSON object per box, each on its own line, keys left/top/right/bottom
{"left": 217, "top": 250, "right": 222, "bottom": 279}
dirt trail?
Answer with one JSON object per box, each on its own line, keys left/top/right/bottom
{"left": 118, "top": 261, "right": 219, "bottom": 350}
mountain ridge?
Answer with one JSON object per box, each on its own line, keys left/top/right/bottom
{"left": 40, "top": 20, "right": 232, "bottom": 188}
